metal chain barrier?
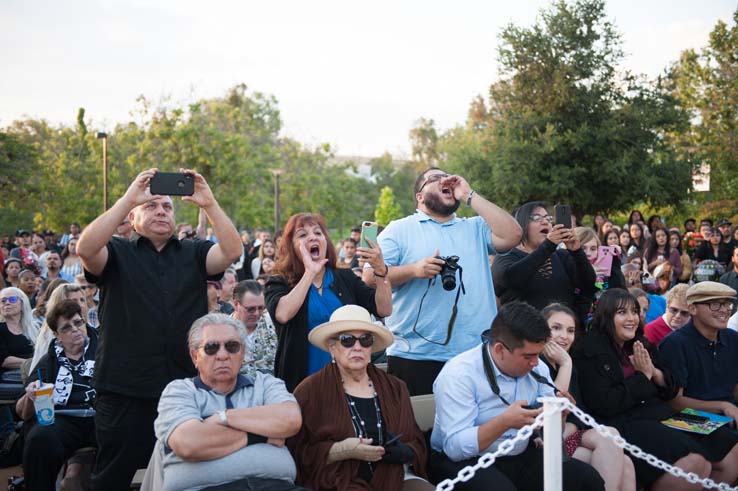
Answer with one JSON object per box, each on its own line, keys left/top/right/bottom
{"left": 435, "top": 405, "right": 560, "bottom": 491}
{"left": 563, "top": 400, "right": 738, "bottom": 491}
{"left": 435, "top": 398, "right": 738, "bottom": 491}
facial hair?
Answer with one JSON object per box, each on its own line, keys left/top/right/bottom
{"left": 423, "top": 191, "right": 460, "bottom": 217}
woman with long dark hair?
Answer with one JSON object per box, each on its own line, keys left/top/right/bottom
{"left": 265, "top": 213, "right": 391, "bottom": 391}
{"left": 668, "top": 231, "right": 692, "bottom": 283}
{"left": 540, "top": 303, "right": 635, "bottom": 491}
{"left": 491, "top": 202, "right": 596, "bottom": 324}
{"left": 628, "top": 223, "right": 646, "bottom": 252}
{"left": 644, "top": 228, "right": 682, "bottom": 278}
{"left": 572, "top": 289, "right": 738, "bottom": 490}
{"left": 626, "top": 210, "right": 643, "bottom": 228}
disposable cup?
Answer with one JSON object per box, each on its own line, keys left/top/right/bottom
{"left": 33, "top": 383, "right": 55, "bottom": 426}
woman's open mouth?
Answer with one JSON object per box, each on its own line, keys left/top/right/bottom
{"left": 309, "top": 244, "right": 321, "bottom": 259}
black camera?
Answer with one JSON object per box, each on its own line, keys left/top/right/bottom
{"left": 436, "top": 255, "right": 461, "bottom": 291}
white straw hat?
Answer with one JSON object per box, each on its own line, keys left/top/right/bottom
{"left": 308, "top": 305, "right": 394, "bottom": 353}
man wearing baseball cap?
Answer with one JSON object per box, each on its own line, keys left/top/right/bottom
{"left": 660, "top": 282, "right": 738, "bottom": 420}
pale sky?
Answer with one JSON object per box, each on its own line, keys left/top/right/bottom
{"left": 1, "top": 0, "right": 734, "bottom": 158}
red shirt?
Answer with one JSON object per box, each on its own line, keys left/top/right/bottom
{"left": 644, "top": 315, "right": 672, "bottom": 345}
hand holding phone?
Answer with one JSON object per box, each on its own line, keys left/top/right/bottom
{"left": 360, "top": 221, "right": 378, "bottom": 249}
{"left": 150, "top": 172, "right": 195, "bottom": 196}
{"left": 554, "top": 204, "right": 572, "bottom": 230}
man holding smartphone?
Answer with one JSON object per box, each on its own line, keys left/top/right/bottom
{"left": 363, "top": 168, "right": 522, "bottom": 395}
{"left": 77, "top": 168, "right": 242, "bottom": 491}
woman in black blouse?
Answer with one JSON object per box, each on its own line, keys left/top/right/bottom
{"left": 491, "top": 201, "right": 596, "bottom": 324}
{"left": 572, "top": 289, "right": 738, "bottom": 490}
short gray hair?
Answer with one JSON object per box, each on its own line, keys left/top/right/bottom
{"left": 187, "top": 313, "right": 247, "bottom": 350}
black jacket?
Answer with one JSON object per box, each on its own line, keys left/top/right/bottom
{"left": 265, "top": 268, "right": 379, "bottom": 391}
{"left": 570, "top": 330, "right": 678, "bottom": 428}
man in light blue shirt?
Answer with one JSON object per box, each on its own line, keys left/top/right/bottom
{"left": 429, "top": 302, "right": 604, "bottom": 491}
{"left": 363, "top": 168, "right": 522, "bottom": 395}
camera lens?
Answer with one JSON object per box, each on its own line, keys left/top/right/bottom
{"left": 177, "top": 180, "right": 184, "bottom": 188}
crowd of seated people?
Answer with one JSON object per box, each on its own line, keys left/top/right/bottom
{"left": 1, "top": 171, "right": 738, "bottom": 491}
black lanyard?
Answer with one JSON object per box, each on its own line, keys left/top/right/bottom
{"left": 481, "top": 343, "right": 557, "bottom": 406}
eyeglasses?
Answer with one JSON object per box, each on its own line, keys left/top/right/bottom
{"left": 529, "top": 214, "right": 554, "bottom": 224}
{"left": 243, "top": 305, "right": 266, "bottom": 314}
{"left": 332, "top": 333, "right": 374, "bottom": 349}
{"left": 668, "top": 306, "right": 690, "bottom": 317}
{"left": 697, "top": 300, "right": 734, "bottom": 312}
{"left": 417, "top": 173, "right": 449, "bottom": 193}
{"left": 201, "top": 340, "right": 242, "bottom": 356}
{"left": 0, "top": 296, "right": 19, "bottom": 304}
{"left": 58, "top": 318, "right": 86, "bottom": 334}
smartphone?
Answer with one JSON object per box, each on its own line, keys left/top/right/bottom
{"left": 554, "top": 204, "right": 572, "bottom": 229}
{"left": 383, "top": 432, "right": 404, "bottom": 447}
{"left": 360, "top": 221, "right": 378, "bottom": 249}
{"left": 150, "top": 172, "right": 194, "bottom": 196}
{"left": 523, "top": 402, "right": 543, "bottom": 410}
{"left": 594, "top": 246, "right": 615, "bottom": 276}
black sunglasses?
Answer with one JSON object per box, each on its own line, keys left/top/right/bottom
{"left": 201, "top": 340, "right": 242, "bottom": 356}
{"left": 332, "top": 333, "right": 374, "bottom": 349}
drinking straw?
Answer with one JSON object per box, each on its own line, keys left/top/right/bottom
{"left": 37, "top": 368, "right": 43, "bottom": 384}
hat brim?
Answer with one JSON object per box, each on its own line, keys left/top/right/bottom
{"left": 688, "top": 294, "right": 736, "bottom": 305}
{"left": 308, "top": 319, "right": 394, "bottom": 353}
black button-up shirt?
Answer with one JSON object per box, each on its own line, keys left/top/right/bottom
{"left": 85, "top": 233, "right": 220, "bottom": 398}
{"left": 659, "top": 320, "right": 738, "bottom": 404}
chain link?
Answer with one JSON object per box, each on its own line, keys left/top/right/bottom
{"left": 435, "top": 398, "right": 738, "bottom": 491}
{"left": 435, "top": 405, "right": 559, "bottom": 491}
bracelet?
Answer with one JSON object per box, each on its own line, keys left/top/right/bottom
{"left": 373, "top": 264, "right": 389, "bottom": 278}
{"left": 466, "top": 190, "right": 476, "bottom": 208}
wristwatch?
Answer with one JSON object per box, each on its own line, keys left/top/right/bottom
{"left": 466, "top": 190, "right": 476, "bottom": 207}
{"left": 217, "top": 409, "right": 229, "bottom": 427}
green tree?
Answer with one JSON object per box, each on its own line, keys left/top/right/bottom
{"left": 0, "top": 131, "right": 38, "bottom": 232}
{"left": 374, "top": 186, "right": 403, "bottom": 226}
{"left": 409, "top": 118, "right": 440, "bottom": 173}
{"left": 368, "top": 152, "right": 417, "bottom": 216}
{"left": 441, "top": 0, "right": 691, "bottom": 218}
{"left": 669, "top": 8, "right": 738, "bottom": 200}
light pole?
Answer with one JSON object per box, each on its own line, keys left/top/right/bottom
{"left": 270, "top": 169, "right": 283, "bottom": 235}
{"left": 96, "top": 132, "right": 108, "bottom": 211}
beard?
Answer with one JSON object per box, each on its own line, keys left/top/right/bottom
{"left": 423, "top": 191, "right": 460, "bottom": 217}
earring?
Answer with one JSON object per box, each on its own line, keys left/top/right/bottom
{"left": 331, "top": 358, "right": 336, "bottom": 364}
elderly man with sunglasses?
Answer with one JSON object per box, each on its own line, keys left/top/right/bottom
{"left": 232, "top": 280, "right": 278, "bottom": 379}
{"left": 660, "top": 282, "right": 738, "bottom": 431}
{"left": 147, "top": 313, "right": 304, "bottom": 491}
{"left": 363, "top": 168, "right": 522, "bottom": 395}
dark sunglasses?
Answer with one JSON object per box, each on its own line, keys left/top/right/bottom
{"left": 243, "top": 305, "right": 266, "bottom": 314}
{"left": 201, "top": 340, "right": 242, "bottom": 356}
{"left": 59, "top": 318, "right": 86, "bottom": 334}
{"left": 0, "top": 296, "right": 19, "bottom": 304}
{"left": 418, "top": 173, "right": 450, "bottom": 193}
{"left": 332, "top": 333, "right": 374, "bottom": 349}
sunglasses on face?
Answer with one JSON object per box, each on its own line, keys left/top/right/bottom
{"left": 668, "top": 306, "right": 690, "bottom": 317}
{"left": 0, "top": 296, "right": 19, "bottom": 304}
{"left": 58, "top": 318, "right": 86, "bottom": 334}
{"left": 418, "top": 173, "right": 450, "bottom": 193}
{"left": 332, "top": 333, "right": 374, "bottom": 349}
{"left": 243, "top": 305, "right": 266, "bottom": 314}
{"left": 201, "top": 340, "right": 242, "bottom": 356}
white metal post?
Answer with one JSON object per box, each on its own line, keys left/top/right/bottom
{"left": 541, "top": 397, "right": 563, "bottom": 491}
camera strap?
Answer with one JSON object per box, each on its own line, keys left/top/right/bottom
{"left": 411, "top": 269, "right": 466, "bottom": 346}
{"left": 481, "top": 342, "right": 557, "bottom": 407}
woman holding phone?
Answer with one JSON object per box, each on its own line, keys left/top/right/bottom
{"left": 492, "top": 202, "right": 597, "bottom": 324}
{"left": 265, "top": 213, "right": 392, "bottom": 391}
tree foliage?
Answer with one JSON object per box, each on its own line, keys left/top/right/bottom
{"left": 669, "top": 8, "right": 738, "bottom": 200}
{"left": 374, "top": 186, "right": 403, "bottom": 226}
{"left": 1, "top": 84, "right": 377, "bottom": 235}
{"left": 441, "top": 0, "right": 691, "bottom": 218}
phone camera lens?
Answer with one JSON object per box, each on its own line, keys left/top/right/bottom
{"left": 177, "top": 181, "right": 184, "bottom": 188}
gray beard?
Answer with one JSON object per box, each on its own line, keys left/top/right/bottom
{"left": 424, "top": 192, "right": 460, "bottom": 216}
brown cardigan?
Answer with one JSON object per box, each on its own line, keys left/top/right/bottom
{"left": 288, "top": 363, "right": 428, "bottom": 490}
